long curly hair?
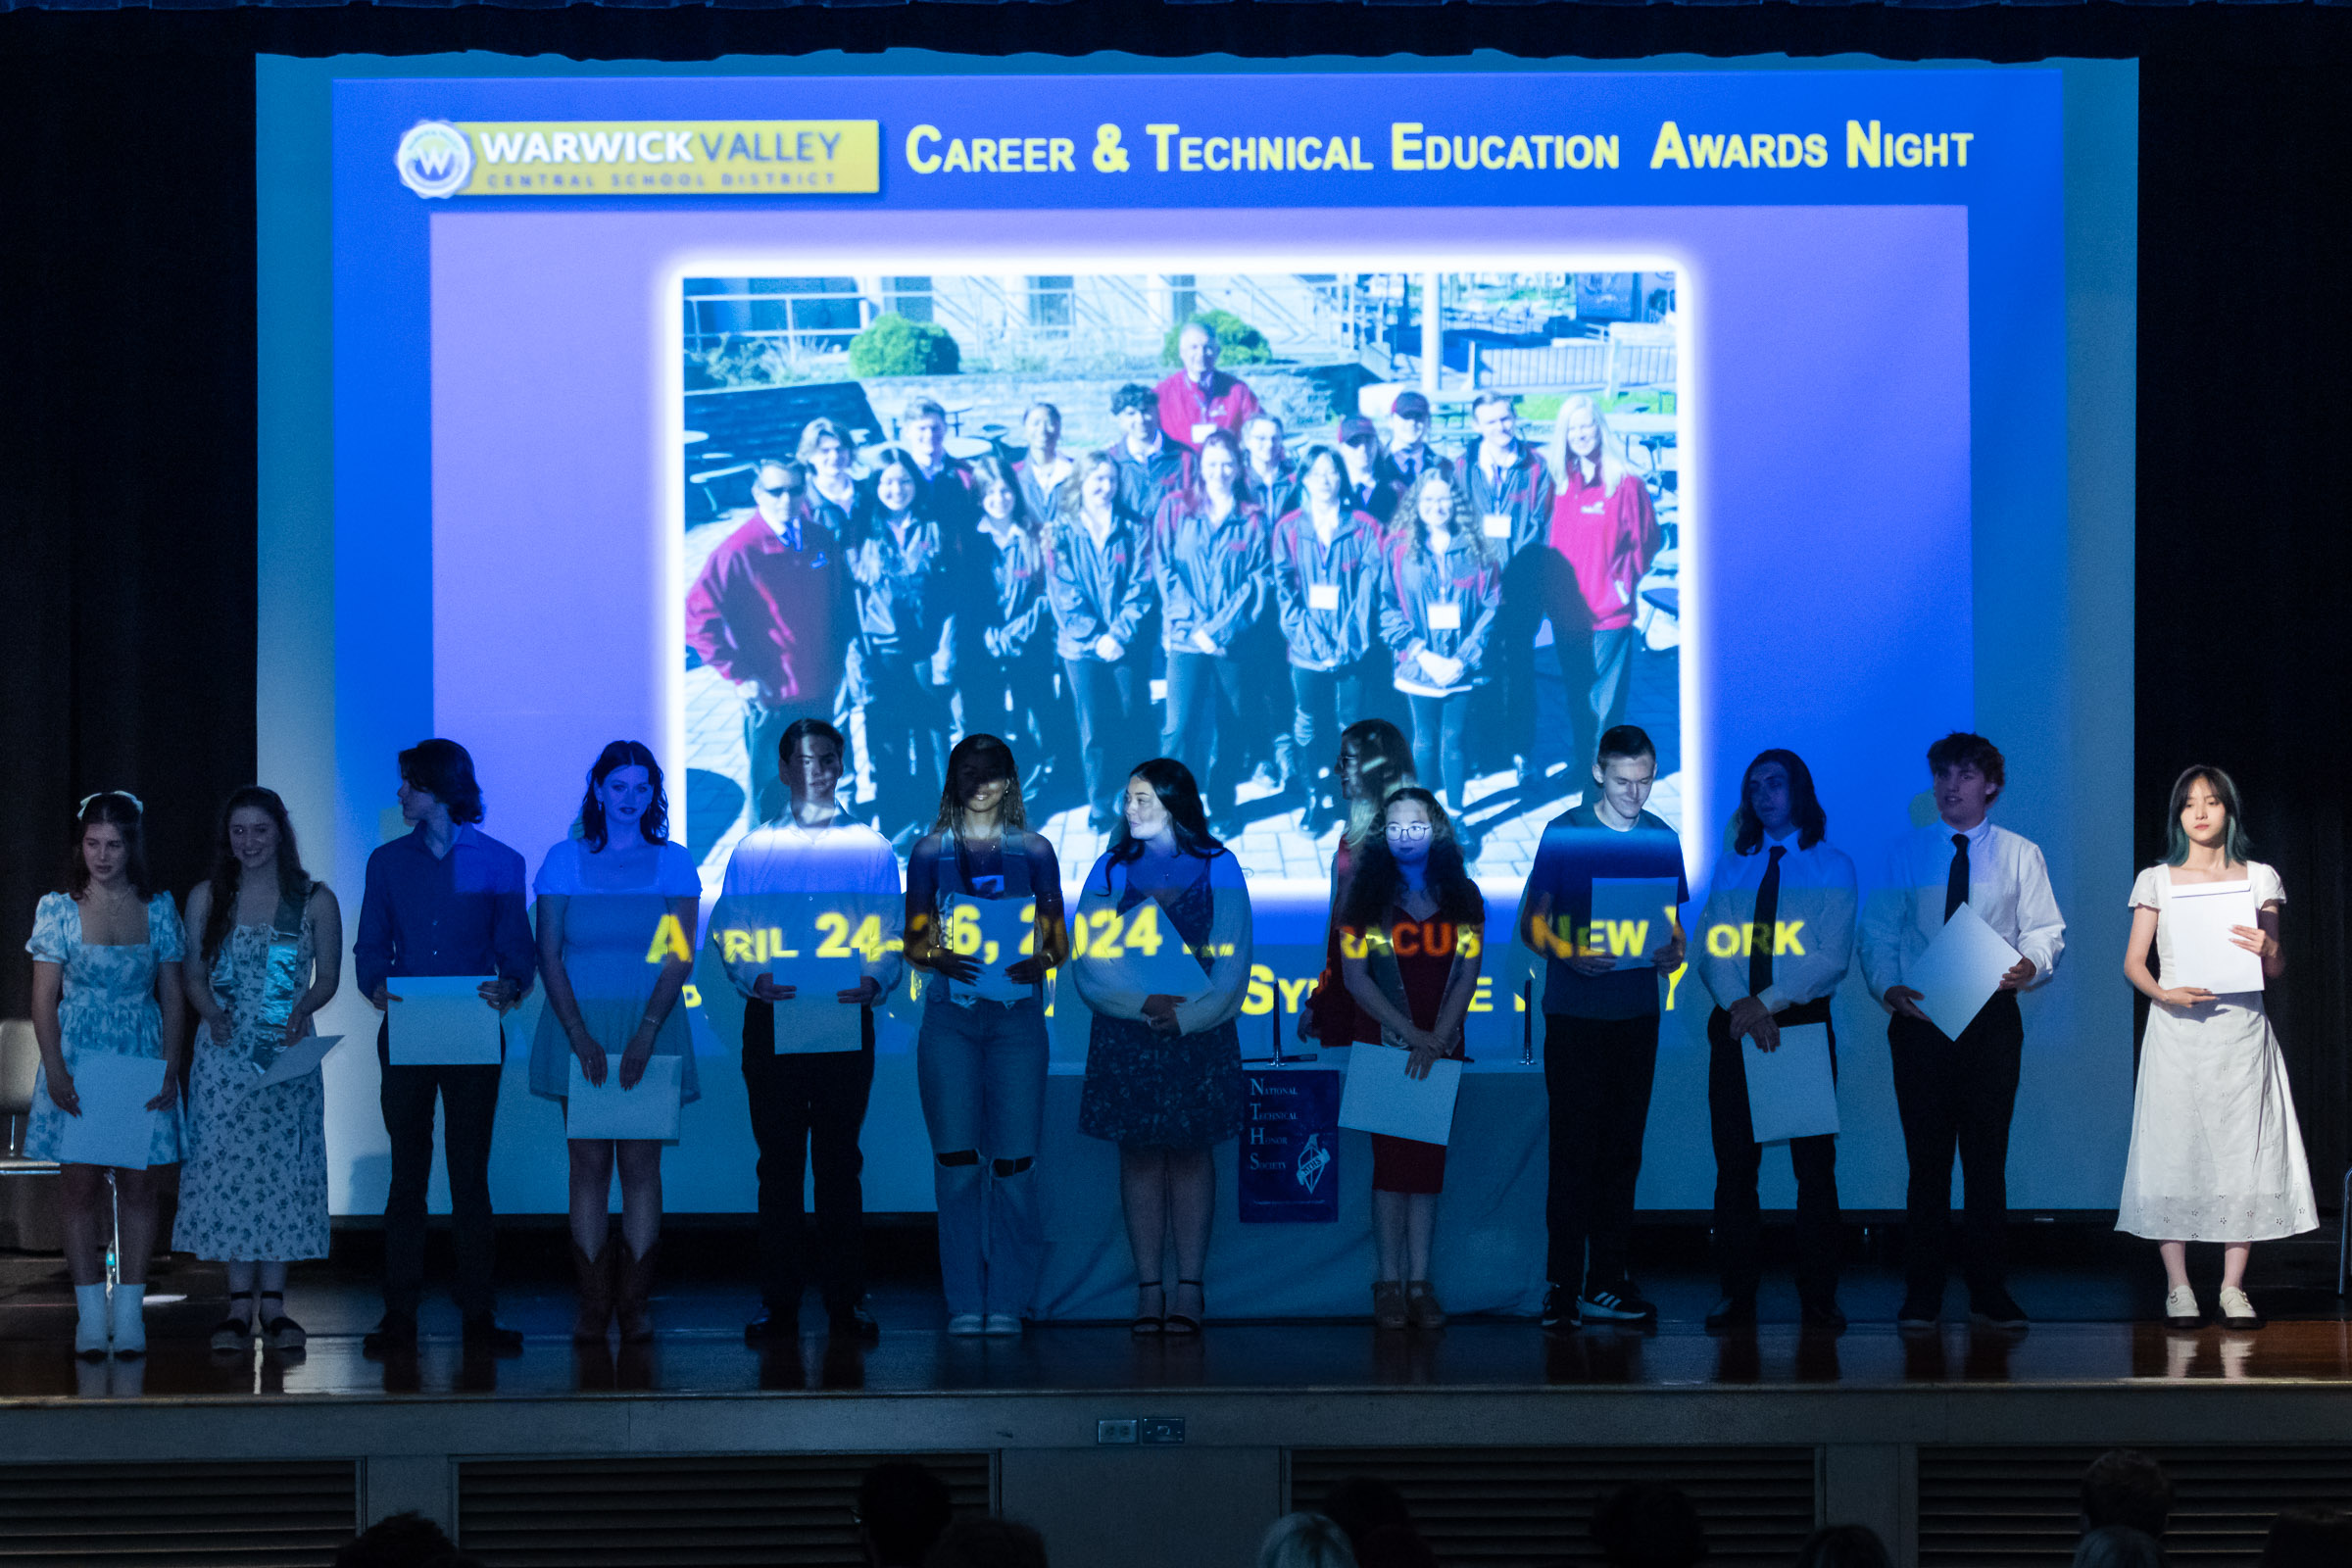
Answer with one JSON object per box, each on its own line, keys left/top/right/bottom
{"left": 1341, "top": 786, "right": 1483, "bottom": 933}
{"left": 200, "top": 786, "right": 316, "bottom": 967}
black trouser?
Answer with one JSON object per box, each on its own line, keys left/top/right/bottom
{"left": 962, "top": 650, "right": 1076, "bottom": 794}
{"left": 861, "top": 650, "right": 950, "bottom": 841}
{"left": 742, "top": 999, "right": 877, "bottom": 1316}
{"left": 1888, "top": 989, "right": 2024, "bottom": 1299}
{"left": 1163, "top": 651, "right": 1250, "bottom": 810}
{"left": 1063, "top": 654, "right": 1139, "bottom": 814}
{"left": 1289, "top": 662, "right": 1367, "bottom": 807}
{"left": 1543, "top": 1011, "right": 1661, "bottom": 1294}
{"left": 378, "top": 1044, "right": 504, "bottom": 1319}
{"left": 1707, "top": 999, "right": 1839, "bottom": 1305}
{"left": 1479, "top": 550, "right": 1546, "bottom": 771}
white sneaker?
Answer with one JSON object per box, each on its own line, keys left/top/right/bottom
{"left": 983, "top": 1313, "right": 1023, "bottom": 1337}
{"left": 108, "top": 1284, "right": 147, "bottom": 1357}
{"left": 946, "top": 1313, "right": 986, "bottom": 1337}
{"left": 74, "top": 1285, "right": 110, "bottom": 1360}
{"left": 2163, "top": 1285, "right": 2201, "bottom": 1328}
{"left": 2217, "top": 1286, "right": 2263, "bottom": 1329}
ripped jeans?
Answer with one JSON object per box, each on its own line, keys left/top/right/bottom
{"left": 915, "top": 992, "right": 1050, "bottom": 1319}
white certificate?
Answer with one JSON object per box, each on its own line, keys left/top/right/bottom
{"left": 1307, "top": 581, "right": 1342, "bottom": 612}
{"left": 565, "top": 1054, "right": 683, "bottom": 1141}
{"left": 2163, "top": 881, "right": 2264, "bottom": 995}
{"left": 1744, "top": 1021, "right": 1839, "bottom": 1144}
{"left": 1905, "top": 903, "right": 2023, "bottom": 1042}
{"left": 56, "top": 1052, "right": 167, "bottom": 1169}
{"left": 1337, "top": 1043, "right": 1462, "bottom": 1146}
{"left": 1590, "top": 877, "right": 1681, "bottom": 969}
{"left": 944, "top": 896, "right": 1037, "bottom": 1005}
{"left": 250, "top": 1034, "right": 344, "bottom": 1092}
{"left": 387, "top": 976, "right": 505, "bottom": 1065}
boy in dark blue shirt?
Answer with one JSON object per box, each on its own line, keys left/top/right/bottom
{"left": 1517, "top": 725, "right": 1687, "bottom": 1330}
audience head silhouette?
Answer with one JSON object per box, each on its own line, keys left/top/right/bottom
{"left": 1259, "top": 1511, "right": 1359, "bottom": 1568}
{"left": 1793, "top": 1525, "right": 1891, "bottom": 1568}
{"left": 2073, "top": 1526, "right": 2170, "bottom": 1568}
{"left": 858, "top": 1460, "right": 956, "bottom": 1568}
{"left": 334, "top": 1512, "right": 454, "bottom": 1568}
{"left": 2262, "top": 1507, "right": 2352, "bottom": 1568}
{"left": 1592, "top": 1482, "right": 1707, "bottom": 1568}
{"left": 2082, "top": 1450, "right": 2173, "bottom": 1540}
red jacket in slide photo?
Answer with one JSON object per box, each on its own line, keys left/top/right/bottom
{"left": 1547, "top": 463, "right": 1662, "bottom": 633}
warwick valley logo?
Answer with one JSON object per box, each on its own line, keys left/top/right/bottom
{"left": 395, "top": 122, "right": 473, "bottom": 200}
{"left": 390, "top": 119, "right": 882, "bottom": 198}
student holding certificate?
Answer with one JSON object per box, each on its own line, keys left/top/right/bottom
{"left": 1860, "top": 732, "right": 2065, "bottom": 1332}
{"left": 902, "top": 735, "right": 1069, "bottom": 1337}
{"left": 355, "top": 739, "right": 536, "bottom": 1356}
{"left": 530, "top": 742, "right": 702, "bottom": 1346}
{"left": 1692, "top": 751, "right": 1857, "bottom": 1334}
{"left": 1517, "top": 724, "right": 1688, "bottom": 1331}
{"left": 1302, "top": 719, "right": 1417, "bottom": 1050}
{"left": 2118, "top": 766, "right": 2310, "bottom": 1331}
{"left": 1340, "top": 788, "right": 1485, "bottom": 1332}
{"left": 715, "top": 717, "right": 904, "bottom": 1345}
{"left": 177, "top": 787, "right": 342, "bottom": 1353}
{"left": 1070, "top": 760, "right": 1252, "bottom": 1336}
{"left": 25, "top": 792, "right": 187, "bottom": 1359}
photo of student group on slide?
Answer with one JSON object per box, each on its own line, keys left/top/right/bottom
{"left": 679, "top": 269, "right": 1685, "bottom": 882}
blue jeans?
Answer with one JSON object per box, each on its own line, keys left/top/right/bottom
{"left": 1407, "top": 689, "right": 1474, "bottom": 813}
{"left": 916, "top": 994, "right": 1050, "bottom": 1318}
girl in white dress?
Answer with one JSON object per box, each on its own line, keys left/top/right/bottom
{"left": 176, "top": 787, "right": 343, "bottom": 1352}
{"left": 25, "top": 793, "right": 187, "bottom": 1358}
{"left": 2119, "top": 765, "right": 2312, "bottom": 1330}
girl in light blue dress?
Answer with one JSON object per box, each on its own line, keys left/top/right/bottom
{"left": 25, "top": 792, "right": 187, "bottom": 1359}
{"left": 531, "top": 742, "right": 701, "bottom": 1345}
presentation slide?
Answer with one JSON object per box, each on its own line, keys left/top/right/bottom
{"left": 258, "top": 55, "right": 2135, "bottom": 1244}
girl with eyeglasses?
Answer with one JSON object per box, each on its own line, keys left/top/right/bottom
{"left": 1339, "top": 786, "right": 1486, "bottom": 1330}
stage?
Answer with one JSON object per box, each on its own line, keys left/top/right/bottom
{"left": 4, "top": 1237, "right": 2350, "bottom": 1568}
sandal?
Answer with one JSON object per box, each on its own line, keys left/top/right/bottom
{"left": 1165, "top": 1279, "right": 1203, "bottom": 1336}
{"left": 209, "top": 1292, "right": 257, "bottom": 1353}
{"left": 1131, "top": 1281, "right": 1165, "bottom": 1336}
{"left": 259, "top": 1292, "right": 307, "bottom": 1351}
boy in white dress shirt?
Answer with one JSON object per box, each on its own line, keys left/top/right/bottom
{"left": 1694, "top": 750, "right": 1857, "bottom": 1333}
{"left": 1860, "top": 732, "right": 2065, "bottom": 1330}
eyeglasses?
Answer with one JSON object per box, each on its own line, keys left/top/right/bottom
{"left": 1385, "top": 822, "right": 1433, "bottom": 841}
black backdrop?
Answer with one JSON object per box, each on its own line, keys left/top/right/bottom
{"left": 2, "top": 2, "right": 2344, "bottom": 1194}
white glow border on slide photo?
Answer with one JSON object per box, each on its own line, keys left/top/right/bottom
{"left": 658, "top": 244, "right": 1698, "bottom": 899}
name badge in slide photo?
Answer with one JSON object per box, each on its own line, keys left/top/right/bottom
{"left": 1308, "top": 581, "right": 1341, "bottom": 612}
{"left": 1427, "top": 601, "right": 1462, "bottom": 631}
{"left": 1191, "top": 421, "right": 1217, "bottom": 445}
{"left": 1482, "top": 513, "right": 1512, "bottom": 540}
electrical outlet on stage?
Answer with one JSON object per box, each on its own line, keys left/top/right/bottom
{"left": 1097, "top": 1418, "right": 1138, "bottom": 1445}
{"left": 1141, "top": 1417, "right": 1187, "bottom": 1446}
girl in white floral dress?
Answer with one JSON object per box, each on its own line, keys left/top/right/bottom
{"left": 25, "top": 792, "right": 188, "bottom": 1359}
{"left": 175, "top": 787, "right": 343, "bottom": 1352}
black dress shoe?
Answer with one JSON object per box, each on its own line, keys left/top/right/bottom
{"left": 1704, "top": 1295, "right": 1757, "bottom": 1334}
{"left": 1969, "top": 1288, "right": 2030, "bottom": 1330}
{"left": 829, "top": 1302, "right": 882, "bottom": 1344}
{"left": 744, "top": 1309, "right": 801, "bottom": 1345}
{"left": 362, "top": 1312, "right": 417, "bottom": 1359}
{"left": 463, "top": 1315, "right": 526, "bottom": 1356}
{"left": 1801, "top": 1298, "right": 1849, "bottom": 1333}
{"left": 1895, "top": 1292, "right": 1941, "bottom": 1330}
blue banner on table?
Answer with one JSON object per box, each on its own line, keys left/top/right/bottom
{"left": 1239, "top": 1065, "right": 1342, "bottom": 1224}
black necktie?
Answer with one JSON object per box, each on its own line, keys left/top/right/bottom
{"left": 1944, "top": 832, "right": 1971, "bottom": 921}
{"left": 1748, "top": 846, "right": 1785, "bottom": 998}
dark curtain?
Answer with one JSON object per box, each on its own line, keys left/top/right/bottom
{"left": 1, "top": 1, "right": 2346, "bottom": 1186}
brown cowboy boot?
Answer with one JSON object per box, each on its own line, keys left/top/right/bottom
{"left": 615, "top": 1240, "right": 660, "bottom": 1345}
{"left": 570, "top": 1236, "right": 616, "bottom": 1343}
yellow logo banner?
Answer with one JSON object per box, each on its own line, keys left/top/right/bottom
{"left": 427, "top": 121, "right": 880, "bottom": 197}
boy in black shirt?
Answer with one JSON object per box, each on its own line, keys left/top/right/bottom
{"left": 1517, "top": 725, "right": 1687, "bottom": 1329}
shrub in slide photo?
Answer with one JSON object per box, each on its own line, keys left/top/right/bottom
{"left": 850, "top": 314, "right": 962, "bottom": 377}
{"left": 1161, "top": 309, "right": 1272, "bottom": 367}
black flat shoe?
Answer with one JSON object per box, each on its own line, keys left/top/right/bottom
{"left": 829, "top": 1301, "right": 882, "bottom": 1344}
{"left": 463, "top": 1315, "right": 526, "bottom": 1356}
{"left": 210, "top": 1291, "right": 257, "bottom": 1353}
{"left": 1800, "top": 1298, "right": 1849, "bottom": 1334}
{"left": 259, "top": 1293, "right": 306, "bottom": 1351}
{"left": 744, "top": 1309, "right": 801, "bottom": 1345}
{"left": 1703, "top": 1295, "right": 1756, "bottom": 1334}
{"left": 1165, "top": 1279, "right": 1203, "bottom": 1336}
{"left": 362, "top": 1312, "right": 417, "bottom": 1359}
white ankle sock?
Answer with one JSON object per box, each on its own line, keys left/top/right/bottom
{"left": 109, "top": 1284, "right": 147, "bottom": 1354}
{"left": 74, "top": 1284, "right": 110, "bottom": 1354}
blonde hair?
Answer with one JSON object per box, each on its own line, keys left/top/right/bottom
{"left": 1258, "top": 1514, "right": 1357, "bottom": 1568}
{"left": 1544, "top": 393, "right": 1629, "bottom": 494}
